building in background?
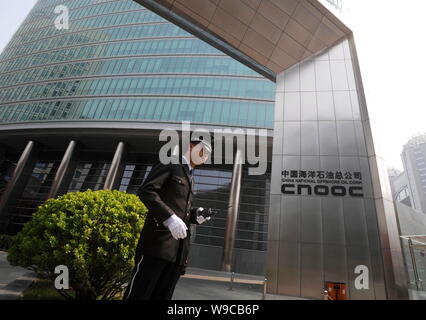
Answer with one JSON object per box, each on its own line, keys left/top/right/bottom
{"left": 401, "top": 134, "right": 426, "bottom": 214}
{"left": 0, "top": 0, "right": 417, "bottom": 300}
{"left": 395, "top": 202, "right": 426, "bottom": 297}
{"left": 0, "top": 0, "right": 273, "bottom": 276}
{"left": 389, "top": 168, "right": 411, "bottom": 207}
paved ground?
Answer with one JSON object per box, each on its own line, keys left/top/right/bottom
{"left": 0, "top": 251, "right": 303, "bottom": 300}
{"left": 173, "top": 267, "right": 305, "bottom": 300}
{"left": 174, "top": 277, "right": 305, "bottom": 300}
{"left": 0, "top": 251, "right": 36, "bottom": 300}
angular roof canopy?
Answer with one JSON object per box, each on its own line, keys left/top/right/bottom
{"left": 133, "top": 0, "right": 352, "bottom": 81}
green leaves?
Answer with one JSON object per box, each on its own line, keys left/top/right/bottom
{"left": 7, "top": 189, "right": 147, "bottom": 300}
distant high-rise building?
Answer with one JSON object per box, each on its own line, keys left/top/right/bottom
{"left": 401, "top": 134, "right": 426, "bottom": 213}
{"left": 388, "top": 168, "right": 411, "bottom": 207}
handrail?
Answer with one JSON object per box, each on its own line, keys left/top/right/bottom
{"left": 181, "top": 272, "right": 267, "bottom": 300}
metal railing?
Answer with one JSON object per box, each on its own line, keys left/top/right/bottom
{"left": 181, "top": 271, "right": 268, "bottom": 300}
{"left": 121, "top": 272, "right": 268, "bottom": 300}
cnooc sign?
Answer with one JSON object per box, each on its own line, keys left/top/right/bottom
{"left": 281, "top": 169, "right": 364, "bottom": 198}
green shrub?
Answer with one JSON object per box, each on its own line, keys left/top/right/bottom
{"left": 0, "top": 233, "right": 14, "bottom": 250}
{"left": 7, "top": 189, "right": 147, "bottom": 300}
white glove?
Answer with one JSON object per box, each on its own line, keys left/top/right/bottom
{"left": 163, "top": 214, "right": 188, "bottom": 240}
{"left": 196, "top": 207, "right": 211, "bottom": 224}
{"left": 196, "top": 215, "right": 211, "bottom": 224}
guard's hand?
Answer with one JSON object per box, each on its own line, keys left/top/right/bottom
{"left": 163, "top": 214, "right": 188, "bottom": 239}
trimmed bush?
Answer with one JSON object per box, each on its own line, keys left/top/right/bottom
{"left": 7, "top": 189, "right": 147, "bottom": 300}
{"left": 0, "top": 233, "right": 14, "bottom": 250}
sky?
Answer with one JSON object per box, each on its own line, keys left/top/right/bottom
{"left": 330, "top": 0, "right": 426, "bottom": 171}
{"left": 0, "top": 0, "right": 425, "bottom": 171}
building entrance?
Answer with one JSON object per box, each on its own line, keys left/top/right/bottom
{"left": 325, "top": 282, "right": 347, "bottom": 300}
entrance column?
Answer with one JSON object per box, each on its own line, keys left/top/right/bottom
{"left": 0, "top": 144, "right": 6, "bottom": 168}
{"left": 47, "top": 140, "right": 79, "bottom": 199}
{"left": 104, "top": 141, "right": 127, "bottom": 190}
{"left": 0, "top": 140, "right": 41, "bottom": 232}
{"left": 221, "top": 148, "right": 243, "bottom": 272}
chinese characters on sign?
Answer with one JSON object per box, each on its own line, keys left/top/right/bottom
{"left": 281, "top": 170, "right": 364, "bottom": 198}
{"left": 282, "top": 170, "right": 362, "bottom": 181}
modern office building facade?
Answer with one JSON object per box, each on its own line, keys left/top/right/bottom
{"left": 0, "top": 0, "right": 412, "bottom": 300}
{"left": 401, "top": 134, "right": 426, "bottom": 214}
{"left": 389, "top": 168, "right": 411, "bottom": 207}
{"left": 0, "top": 0, "right": 274, "bottom": 276}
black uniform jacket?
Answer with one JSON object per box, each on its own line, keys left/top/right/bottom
{"left": 135, "top": 157, "right": 200, "bottom": 269}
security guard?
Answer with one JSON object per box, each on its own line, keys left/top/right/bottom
{"left": 123, "top": 136, "right": 214, "bottom": 300}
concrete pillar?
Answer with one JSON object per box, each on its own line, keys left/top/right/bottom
{"left": 47, "top": 140, "right": 79, "bottom": 199}
{"left": 0, "top": 144, "right": 6, "bottom": 168}
{"left": 0, "top": 140, "right": 41, "bottom": 232}
{"left": 104, "top": 141, "right": 127, "bottom": 190}
{"left": 221, "top": 148, "right": 243, "bottom": 273}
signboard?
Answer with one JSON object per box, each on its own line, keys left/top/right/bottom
{"left": 281, "top": 169, "right": 364, "bottom": 197}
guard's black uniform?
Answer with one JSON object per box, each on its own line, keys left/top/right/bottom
{"left": 123, "top": 157, "right": 200, "bottom": 300}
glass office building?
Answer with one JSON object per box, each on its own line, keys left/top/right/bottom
{"left": 0, "top": 0, "right": 274, "bottom": 275}
{"left": 1, "top": 0, "right": 418, "bottom": 300}
{"left": 0, "top": 0, "right": 275, "bottom": 127}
